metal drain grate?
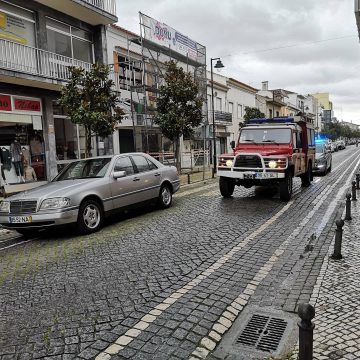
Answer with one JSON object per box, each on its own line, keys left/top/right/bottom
{"left": 236, "top": 314, "right": 288, "bottom": 352}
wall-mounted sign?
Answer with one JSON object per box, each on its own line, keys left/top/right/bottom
{"left": 0, "top": 94, "right": 11, "bottom": 111}
{"left": 14, "top": 98, "right": 41, "bottom": 112}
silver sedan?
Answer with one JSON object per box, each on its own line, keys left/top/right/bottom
{"left": 0, "top": 153, "right": 180, "bottom": 236}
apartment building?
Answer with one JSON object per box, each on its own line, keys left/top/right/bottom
{"left": 207, "top": 72, "right": 257, "bottom": 154}
{"left": 0, "top": 0, "right": 117, "bottom": 192}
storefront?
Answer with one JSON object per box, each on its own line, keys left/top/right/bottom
{"left": 53, "top": 102, "right": 114, "bottom": 172}
{"left": 0, "top": 93, "right": 46, "bottom": 187}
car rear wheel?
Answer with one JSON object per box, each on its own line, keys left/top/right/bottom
{"left": 219, "top": 177, "right": 235, "bottom": 198}
{"left": 279, "top": 172, "right": 293, "bottom": 201}
{"left": 77, "top": 199, "right": 102, "bottom": 234}
{"left": 158, "top": 184, "right": 172, "bottom": 209}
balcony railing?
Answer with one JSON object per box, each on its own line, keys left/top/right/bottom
{"left": 0, "top": 39, "right": 92, "bottom": 81}
{"left": 209, "top": 110, "right": 233, "bottom": 124}
{"left": 84, "top": 0, "right": 116, "bottom": 15}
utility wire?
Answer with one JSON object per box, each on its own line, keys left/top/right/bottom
{"left": 221, "top": 34, "right": 357, "bottom": 57}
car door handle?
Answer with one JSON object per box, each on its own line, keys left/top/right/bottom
{"left": 154, "top": 173, "right": 161, "bottom": 177}
{"left": 133, "top": 177, "right": 140, "bottom": 182}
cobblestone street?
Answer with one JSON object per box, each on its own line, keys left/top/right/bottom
{"left": 1, "top": 146, "right": 360, "bottom": 360}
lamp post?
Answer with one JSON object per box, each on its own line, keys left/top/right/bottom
{"left": 210, "top": 57, "right": 224, "bottom": 177}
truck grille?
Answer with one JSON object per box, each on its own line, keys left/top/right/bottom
{"left": 235, "top": 155, "right": 262, "bottom": 168}
{"left": 10, "top": 200, "right": 37, "bottom": 214}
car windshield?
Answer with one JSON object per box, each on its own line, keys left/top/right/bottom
{"left": 315, "top": 144, "right": 325, "bottom": 154}
{"left": 54, "top": 158, "right": 112, "bottom": 181}
{"left": 239, "top": 128, "right": 291, "bottom": 144}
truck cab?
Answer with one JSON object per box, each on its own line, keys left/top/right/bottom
{"left": 217, "top": 116, "right": 316, "bottom": 201}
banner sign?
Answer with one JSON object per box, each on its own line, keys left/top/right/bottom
{"left": 0, "top": 95, "right": 11, "bottom": 111}
{"left": 14, "top": 98, "right": 41, "bottom": 112}
{"left": 142, "top": 14, "right": 203, "bottom": 63}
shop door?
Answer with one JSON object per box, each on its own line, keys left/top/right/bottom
{"left": 220, "top": 138, "right": 226, "bottom": 154}
{"left": 119, "top": 129, "right": 134, "bottom": 153}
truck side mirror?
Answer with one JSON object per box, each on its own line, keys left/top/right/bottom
{"left": 230, "top": 140, "right": 236, "bottom": 149}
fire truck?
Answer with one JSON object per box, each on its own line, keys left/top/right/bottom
{"left": 217, "top": 116, "right": 316, "bottom": 201}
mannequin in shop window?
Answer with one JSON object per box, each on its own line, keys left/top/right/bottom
{"left": 23, "top": 160, "right": 37, "bottom": 182}
{"left": 10, "top": 139, "right": 25, "bottom": 183}
{"left": 0, "top": 147, "right": 9, "bottom": 186}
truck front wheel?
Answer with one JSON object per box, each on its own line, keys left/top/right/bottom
{"left": 301, "top": 162, "right": 312, "bottom": 187}
{"left": 219, "top": 177, "right": 235, "bottom": 198}
{"left": 279, "top": 173, "right": 293, "bottom": 201}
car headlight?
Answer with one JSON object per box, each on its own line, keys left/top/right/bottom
{"left": 268, "top": 160, "right": 277, "bottom": 169}
{"left": 0, "top": 201, "right": 10, "bottom": 213}
{"left": 226, "top": 159, "right": 233, "bottom": 167}
{"left": 40, "top": 198, "right": 70, "bottom": 210}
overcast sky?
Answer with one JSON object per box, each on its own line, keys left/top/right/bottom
{"left": 116, "top": 0, "right": 360, "bottom": 124}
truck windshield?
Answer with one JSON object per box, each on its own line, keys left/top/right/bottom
{"left": 239, "top": 128, "right": 291, "bottom": 144}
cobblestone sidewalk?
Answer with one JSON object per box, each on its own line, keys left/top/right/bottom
{"left": 291, "top": 198, "right": 360, "bottom": 360}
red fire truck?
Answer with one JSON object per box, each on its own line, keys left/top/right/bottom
{"left": 217, "top": 116, "right": 316, "bottom": 201}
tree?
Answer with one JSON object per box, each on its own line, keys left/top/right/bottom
{"left": 243, "top": 106, "right": 265, "bottom": 124}
{"left": 155, "top": 60, "right": 204, "bottom": 170}
{"left": 60, "top": 63, "right": 125, "bottom": 158}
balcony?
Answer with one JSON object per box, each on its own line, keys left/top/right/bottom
{"left": 209, "top": 111, "right": 233, "bottom": 124}
{"left": 0, "top": 39, "right": 92, "bottom": 89}
{"left": 34, "top": 0, "right": 117, "bottom": 25}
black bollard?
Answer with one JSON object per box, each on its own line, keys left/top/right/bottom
{"left": 357, "top": 174, "right": 360, "bottom": 190}
{"left": 345, "top": 193, "right": 352, "bottom": 221}
{"left": 352, "top": 181, "right": 357, "bottom": 201}
{"left": 298, "top": 303, "right": 315, "bottom": 360}
{"left": 332, "top": 219, "right": 344, "bottom": 260}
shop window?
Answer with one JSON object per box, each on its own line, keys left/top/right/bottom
{"left": 0, "top": 122, "right": 46, "bottom": 184}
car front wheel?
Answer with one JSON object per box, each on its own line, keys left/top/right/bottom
{"left": 77, "top": 199, "right": 103, "bottom": 234}
{"left": 158, "top": 184, "right": 172, "bottom": 209}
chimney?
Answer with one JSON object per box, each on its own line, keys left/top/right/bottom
{"left": 262, "top": 81, "right": 268, "bottom": 91}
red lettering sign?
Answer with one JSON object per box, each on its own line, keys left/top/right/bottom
{"left": 14, "top": 98, "right": 41, "bottom": 112}
{"left": 0, "top": 95, "right": 11, "bottom": 111}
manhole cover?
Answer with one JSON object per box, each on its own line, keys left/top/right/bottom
{"left": 236, "top": 314, "right": 288, "bottom": 352}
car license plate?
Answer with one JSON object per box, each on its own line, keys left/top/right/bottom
{"left": 243, "top": 173, "right": 255, "bottom": 179}
{"left": 255, "top": 173, "right": 277, "bottom": 179}
{"left": 8, "top": 216, "right": 32, "bottom": 223}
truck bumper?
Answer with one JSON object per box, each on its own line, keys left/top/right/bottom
{"left": 217, "top": 170, "right": 286, "bottom": 179}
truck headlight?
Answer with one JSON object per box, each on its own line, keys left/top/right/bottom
{"left": 40, "top": 198, "right": 70, "bottom": 210}
{"left": 0, "top": 201, "right": 10, "bottom": 213}
{"left": 226, "top": 159, "right": 233, "bottom": 167}
{"left": 268, "top": 160, "right": 277, "bottom": 169}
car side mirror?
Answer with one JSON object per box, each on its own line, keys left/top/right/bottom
{"left": 113, "top": 170, "right": 126, "bottom": 179}
{"left": 230, "top": 140, "right": 236, "bottom": 149}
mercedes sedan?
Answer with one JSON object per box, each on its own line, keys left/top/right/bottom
{"left": 313, "top": 142, "right": 332, "bottom": 176}
{"left": 0, "top": 153, "right": 180, "bottom": 236}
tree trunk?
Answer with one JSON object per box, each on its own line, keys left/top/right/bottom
{"left": 85, "top": 126, "right": 92, "bottom": 158}
{"left": 174, "top": 137, "right": 181, "bottom": 173}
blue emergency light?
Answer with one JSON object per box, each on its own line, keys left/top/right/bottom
{"left": 248, "top": 117, "right": 295, "bottom": 124}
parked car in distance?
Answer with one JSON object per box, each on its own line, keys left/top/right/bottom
{"left": 337, "top": 140, "right": 346, "bottom": 150}
{"left": 0, "top": 153, "right": 180, "bottom": 236}
{"left": 313, "top": 142, "right": 332, "bottom": 175}
{"left": 329, "top": 142, "right": 337, "bottom": 152}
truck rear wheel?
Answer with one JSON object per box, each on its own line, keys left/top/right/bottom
{"left": 279, "top": 173, "right": 293, "bottom": 201}
{"left": 301, "top": 162, "right": 312, "bottom": 187}
{"left": 219, "top": 177, "right": 235, "bottom": 198}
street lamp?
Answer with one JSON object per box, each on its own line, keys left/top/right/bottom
{"left": 210, "top": 58, "right": 224, "bottom": 177}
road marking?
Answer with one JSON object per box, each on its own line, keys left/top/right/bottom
{"left": 190, "top": 151, "right": 360, "bottom": 358}
{"left": 95, "top": 200, "right": 294, "bottom": 359}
